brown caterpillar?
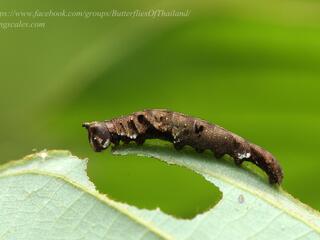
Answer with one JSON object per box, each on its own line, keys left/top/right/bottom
{"left": 82, "top": 109, "right": 283, "bottom": 184}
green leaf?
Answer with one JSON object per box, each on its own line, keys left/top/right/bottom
{"left": 0, "top": 147, "right": 320, "bottom": 240}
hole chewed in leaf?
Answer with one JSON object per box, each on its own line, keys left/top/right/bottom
{"left": 87, "top": 143, "right": 222, "bottom": 219}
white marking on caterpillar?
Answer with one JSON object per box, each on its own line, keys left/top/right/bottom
{"left": 102, "top": 139, "right": 110, "bottom": 148}
{"left": 237, "top": 152, "right": 251, "bottom": 159}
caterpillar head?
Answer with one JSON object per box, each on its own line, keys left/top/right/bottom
{"left": 82, "top": 122, "right": 111, "bottom": 152}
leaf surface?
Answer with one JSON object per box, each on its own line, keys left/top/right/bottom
{"left": 0, "top": 147, "right": 319, "bottom": 240}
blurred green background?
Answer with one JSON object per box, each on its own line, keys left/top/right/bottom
{"left": 1, "top": 0, "right": 320, "bottom": 219}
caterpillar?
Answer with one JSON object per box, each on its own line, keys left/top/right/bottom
{"left": 82, "top": 109, "right": 283, "bottom": 184}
